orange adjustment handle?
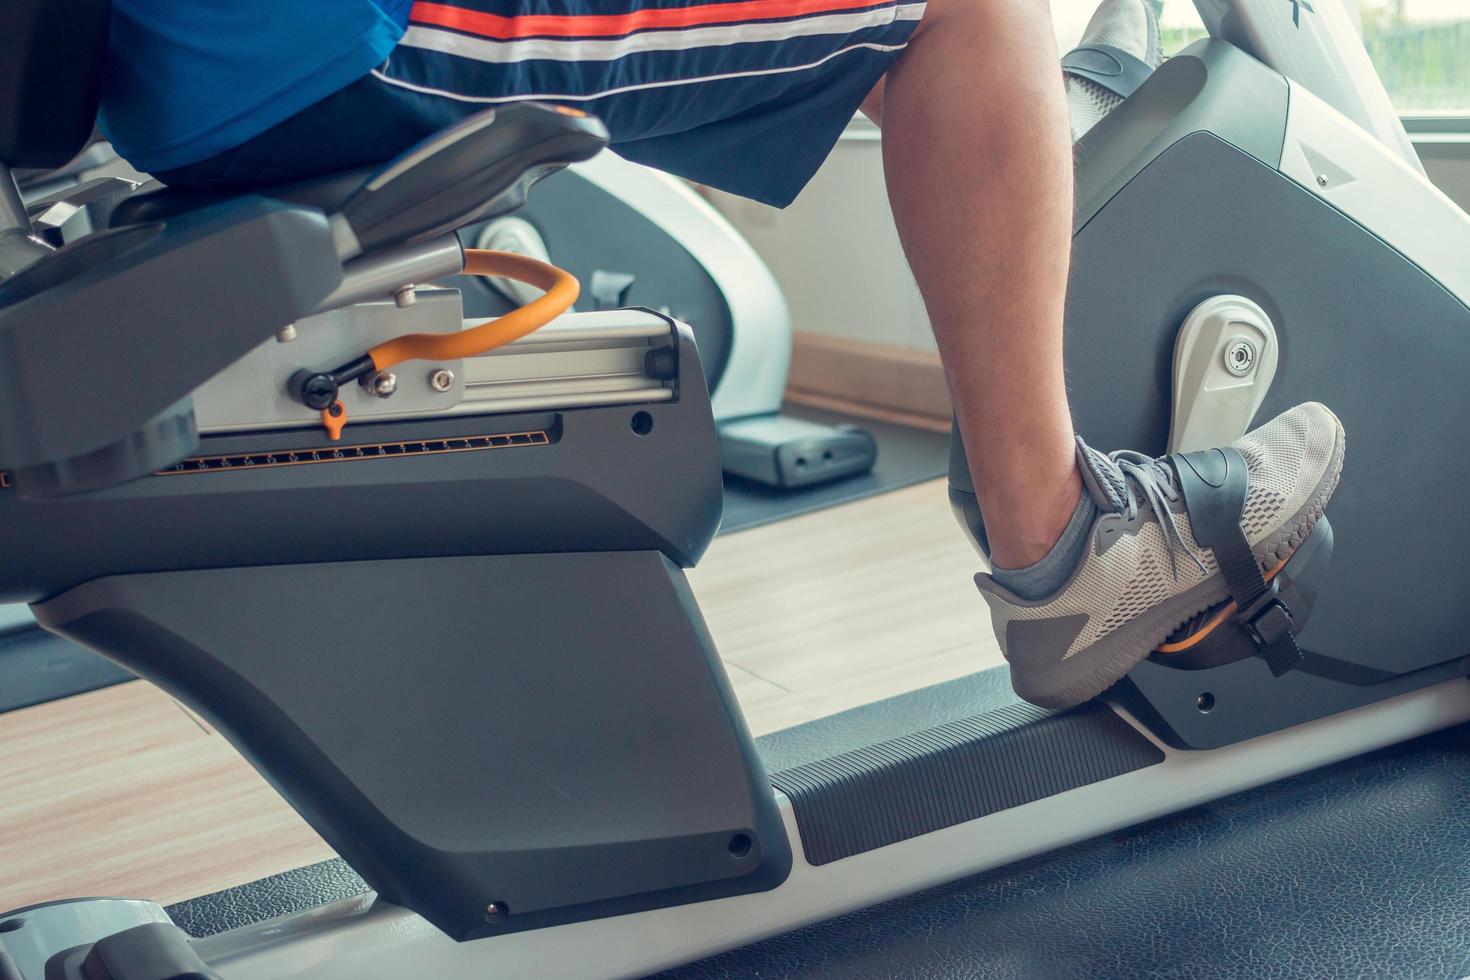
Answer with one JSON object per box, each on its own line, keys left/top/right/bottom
{"left": 366, "top": 249, "right": 580, "bottom": 371}
{"left": 321, "top": 401, "right": 348, "bottom": 441}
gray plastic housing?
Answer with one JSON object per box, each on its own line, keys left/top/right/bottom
{"left": 0, "top": 327, "right": 716, "bottom": 602}
{"left": 23, "top": 327, "right": 792, "bottom": 940}
{"left": 0, "top": 198, "right": 341, "bottom": 476}
{"left": 950, "top": 40, "right": 1470, "bottom": 746}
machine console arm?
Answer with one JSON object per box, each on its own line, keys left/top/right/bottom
{"left": 1192, "top": 0, "right": 1422, "bottom": 172}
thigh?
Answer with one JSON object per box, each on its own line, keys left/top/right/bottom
{"left": 378, "top": 0, "right": 927, "bottom": 205}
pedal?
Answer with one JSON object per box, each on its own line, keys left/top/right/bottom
{"left": 1151, "top": 515, "right": 1334, "bottom": 671}
{"left": 718, "top": 414, "right": 876, "bottom": 489}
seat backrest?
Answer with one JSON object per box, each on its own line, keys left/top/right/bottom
{"left": 0, "top": 0, "right": 112, "bottom": 169}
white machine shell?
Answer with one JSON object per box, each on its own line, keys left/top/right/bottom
{"left": 1194, "top": 0, "right": 1420, "bottom": 172}
{"left": 1278, "top": 79, "right": 1470, "bottom": 305}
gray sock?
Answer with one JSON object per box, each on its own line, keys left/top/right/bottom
{"left": 990, "top": 492, "right": 1098, "bottom": 601}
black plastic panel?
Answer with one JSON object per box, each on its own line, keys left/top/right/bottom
{"left": 163, "top": 668, "right": 1024, "bottom": 939}
{"left": 771, "top": 702, "right": 1162, "bottom": 865}
{"left": 37, "top": 551, "right": 790, "bottom": 941}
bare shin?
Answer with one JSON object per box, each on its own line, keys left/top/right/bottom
{"left": 875, "top": 0, "right": 1081, "bottom": 569}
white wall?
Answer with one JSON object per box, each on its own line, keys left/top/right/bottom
{"left": 1420, "top": 140, "right": 1470, "bottom": 203}
{"left": 704, "top": 122, "right": 932, "bottom": 352}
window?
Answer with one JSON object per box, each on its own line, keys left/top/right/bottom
{"left": 1357, "top": 1, "right": 1470, "bottom": 111}
{"left": 1054, "top": 0, "right": 1470, "bottom": 113}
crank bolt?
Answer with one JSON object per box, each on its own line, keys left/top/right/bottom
{"left": 1223, "top": 338, "right": 1256, "bottom": 377}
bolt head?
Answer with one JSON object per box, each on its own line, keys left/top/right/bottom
{"left": 1222, "top": 337, "right": 1256, "bottom": 377}
{"left": 362, "top": 371, "right": 398, "bottom": 398}
{"left": 430, "top": 368, "right": 455, "bottom": 393}
{"left": 1315, "top": 174, "right": 1329, "bottom": 188}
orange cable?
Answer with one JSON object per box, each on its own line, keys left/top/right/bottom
{"left": 367, "top": 248, "right": 579, "bottom": 371}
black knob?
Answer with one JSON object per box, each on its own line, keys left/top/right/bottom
{"left": 291, "top": 370, "right": 339, "bottom": 410}
{"left": 644, "top": 347, "right": 678, "bottom": 380}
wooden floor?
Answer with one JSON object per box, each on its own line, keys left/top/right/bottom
{"left": 0, "top": 479, "right": 1000, "bottom": 913}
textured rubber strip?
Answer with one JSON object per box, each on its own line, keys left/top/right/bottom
{"left": 167, "top": 860, "right": 369, "bottom": 939}
{"left": 770, "top": 702, "right": 1164, "bottom": 865}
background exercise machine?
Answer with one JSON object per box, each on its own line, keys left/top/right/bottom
{"left": 461, "top": 157, "right": 879, "bottom": 490}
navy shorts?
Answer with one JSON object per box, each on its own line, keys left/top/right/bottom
{"left": 157, "top": 0, "right": 926, "bottom": 207}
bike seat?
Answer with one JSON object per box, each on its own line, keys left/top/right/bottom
{"left": 111, "top": 168, "right": 372, "bottom": 228}
{"left": 110, "top": 103, "right": 610, "bottom": 256}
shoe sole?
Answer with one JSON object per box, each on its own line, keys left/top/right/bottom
{"left": 1011, "top": 414, "right": 1347, "bottom": 710}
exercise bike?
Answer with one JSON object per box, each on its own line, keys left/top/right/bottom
{"left": 16, "top": 138, "right": 876, "bottom": 492}
{"left": 0, "top": 128, "right": 875, "bottom": 703}
{"left": 3, "top": 0, "right": 1470, "bottom": 977}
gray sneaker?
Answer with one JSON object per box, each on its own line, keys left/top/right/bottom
{"left": 1065, "top": 0, "right": 1163, "bottom": 142}
{"left": 976, "top": 402, "right": 1346, "bottom": 709}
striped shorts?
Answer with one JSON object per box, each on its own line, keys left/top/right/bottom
{"left": 160, "top": 0, "right": 927, "bottom": 207}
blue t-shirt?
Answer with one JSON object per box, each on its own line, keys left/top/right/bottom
{"left": 100, "top": 1, "right": 412, "bottom": 173}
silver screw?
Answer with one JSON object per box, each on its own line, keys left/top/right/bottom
{"left": 361, "top": 371, "right": 398, "bottom": 399}
{"left": 1315, "top": 174, "right": 1329, "bottom": 188}
{"left": 484, "top": 902, "right": 507, "bottom": 924}
{"left": 429, "top": 368, "right": 456, "bottom": 393}
{"left": 1223, "top": 337, "right": 1257, "bottom": 377}
{"left": 394, "top": 284, "right": 418, "bottom": 308}
{"left": 276, "top": 324, "right": 298, "bottom": 343}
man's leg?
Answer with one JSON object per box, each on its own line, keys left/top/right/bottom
{"left": 167, "top": 0, "right": 1343, "bottom": 710}
{"left": 864, "top": 0, "right": 1081, "bottom": 573}
{"left": 860, "top": 0, "right": 1343, "bottom": 712}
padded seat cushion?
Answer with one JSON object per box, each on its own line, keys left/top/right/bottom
{"left": 110, "top": 167, "right": 372, "bottom": 227}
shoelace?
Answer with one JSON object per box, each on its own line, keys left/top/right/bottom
{"left": 1106, "top": 450, "right": 1209, "bottom": 581}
